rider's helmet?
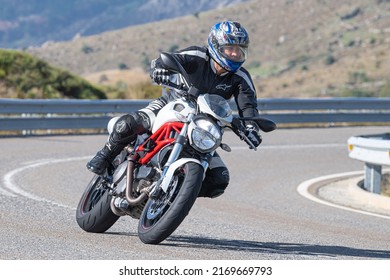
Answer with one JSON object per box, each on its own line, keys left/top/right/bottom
{"left": 207, "top": 21, "right": 249, "bottom": 72}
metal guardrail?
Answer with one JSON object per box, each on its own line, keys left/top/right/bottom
{"left": 348, "top": 134, "right": 390, "bottom": 194}
{"left": 1, "top": 97, "right": 390, "bottom": 132}
{"left": 0, "top": 99, "right": 146, "bottom": 131}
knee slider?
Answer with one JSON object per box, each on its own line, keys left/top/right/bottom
{"left": 113, "top": 114, "right": 134, "bottom": 137}
{"left": 114, "top": 112, "right": 149, "bottom": 136}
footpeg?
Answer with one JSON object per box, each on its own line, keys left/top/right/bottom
{"left": 150, "top": 186, "right": 163, "bottom": 199}
{"left": 113, "top": 197, "right": 132, "bottom": 214}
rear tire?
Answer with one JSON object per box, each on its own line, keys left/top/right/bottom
{"left": 76, "top": 175, "right": 119, "bottom": 233}
{"left": 138, "top": 162, "right": 203, "bottom": 244}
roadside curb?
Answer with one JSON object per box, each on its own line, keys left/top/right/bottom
{"left": 346, "top": 176, "right": 390, "bottom": 212}
{"left": 297, "top": 171, "right": 390, "bottom": 219}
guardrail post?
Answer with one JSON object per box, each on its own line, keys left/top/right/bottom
{"left": 21, "top": 113, "right": 32, "bottom": 135}
{"left": 348, "top": 133, "right": 390, "bottom": 195}
{"left": 364, "top": 163, "right": 382, "bottom": 194}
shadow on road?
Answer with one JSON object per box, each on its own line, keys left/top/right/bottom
{"left": 103, "top": 229, "right": 390, "bottom": 259}
{"left": 160, "top": 235, "right": 390, "bottom": 259}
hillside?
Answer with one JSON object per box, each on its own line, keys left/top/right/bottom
{"left": 0, "top": 0, "right": 249, "bottom": 49}
{"left": 25, "top": 0, "right": 390, "bottom": 98}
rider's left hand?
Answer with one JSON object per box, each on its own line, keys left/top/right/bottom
{"left": 245, "top": 124, "right": 262, "bottom": 148}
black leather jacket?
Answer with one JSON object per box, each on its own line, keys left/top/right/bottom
{"left": 153, "top": 46, "right": 259, "bottom": 118}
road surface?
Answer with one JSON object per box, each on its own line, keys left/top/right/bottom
{"left": 1, "top": 126, "right": 389, "bottom": 260}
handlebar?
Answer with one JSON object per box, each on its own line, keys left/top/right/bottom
{"left": 159, "top": 74, "right": 200, "bottom": 100}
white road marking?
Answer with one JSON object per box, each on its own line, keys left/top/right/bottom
{"left": 1, "top": 156, "right": 90, "bottom": 209}
{"left": 230, "top": 143, "right": 345, "bottom": 150}
{"left": 297, "top": 171, "right": 390, "bottom": 220}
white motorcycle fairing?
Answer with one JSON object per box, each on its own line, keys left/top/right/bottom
{"left": 151, "top": 98, "right": 196, "bottom": 133}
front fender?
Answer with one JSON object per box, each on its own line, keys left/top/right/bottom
{"left": 160, "top": 158, "right": 206, "bottom": 193}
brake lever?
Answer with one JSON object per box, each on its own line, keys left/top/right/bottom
{"left": 231, "top": 118, "right": 257, "bottom": 150}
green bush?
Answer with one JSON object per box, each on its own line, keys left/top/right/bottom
{"left": 324, "top": 54, "right": 336, "bottom": 65}
{"left": 141, "top": 82, "right": 163, "bottom": 99}
{"left": 0, "top": 49, "right": 106, "bottom": 99}
{"left": 348, "top": 71, "right": 370, "bottom": 84}
{"left": 118, "top": 63, "right": 129, "bottom": 70}
{"left": 379, "top": 81, "right": 390, "bottom": 97}
{"left": 340, "top": 87, "right": 374, "bottom": 97}
{"left": 169, "top": 44, "right": 180, "bottom": 52}
{"left": 81, "top": 44, "right": 94, "bottom": 54}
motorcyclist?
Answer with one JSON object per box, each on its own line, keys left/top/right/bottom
{"left": 86, "top": 21, "right": 262, "bottom": 198}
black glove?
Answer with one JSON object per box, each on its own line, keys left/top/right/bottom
{"left": 245, "top": 124, "right": 262, "bottom": 148}
{"left": 150, "top": 68, "right": 171, "bottom": 85}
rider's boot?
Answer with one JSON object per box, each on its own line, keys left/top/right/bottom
{"left": 87, "top": 113, "right": 149, "bottom": 175}
{"left": 86, "top": 135, "right": 127, "bottom": 175}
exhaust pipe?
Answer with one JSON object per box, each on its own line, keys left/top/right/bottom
{"left": 125, "top": 156, "right": 148, "bottom": 206}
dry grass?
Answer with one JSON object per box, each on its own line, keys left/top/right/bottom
{"left": 382, "top": 173, "right": 390, "bottom": 197}
{"left": 84, "top": 67, "right": 149, "bottom": 86}
{"left": 259, "top": 43, "right": 390, "bottom": 98}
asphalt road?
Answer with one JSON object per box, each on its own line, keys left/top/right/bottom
{"left": 1, "top": 126, "right": 390, "bottom": 260}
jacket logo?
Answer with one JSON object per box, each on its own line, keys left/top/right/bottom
{"left": 115, "top": 120, "right": 126, "bottom": 133}
{"left": 216, "top": 84, "right": 232, "bottom": 91}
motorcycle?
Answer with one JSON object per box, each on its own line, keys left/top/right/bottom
{"left": 76, "top": 53, "right": 277, "bottom": 244}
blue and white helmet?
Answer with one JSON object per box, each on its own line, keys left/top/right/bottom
{"left": 208, "top": 21, "right": 249, "bottom": 72}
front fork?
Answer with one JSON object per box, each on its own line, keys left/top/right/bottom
{"left": 149, "top": 121, "right": 188, "bottom": 198}
{"left": 150, "top": 119, "right": 211, "bottom": 197}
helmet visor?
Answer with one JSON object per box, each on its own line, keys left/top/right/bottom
{"left": 219, "top": 45, "right": 248, "bottom": 62}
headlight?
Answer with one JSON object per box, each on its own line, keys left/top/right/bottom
{"left": 189, "top": 117, "right": 222, "bottom": 152}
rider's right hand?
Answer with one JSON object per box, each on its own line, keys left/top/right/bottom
{"left": 150, "top": 68, "right": 171, "bottom": 85}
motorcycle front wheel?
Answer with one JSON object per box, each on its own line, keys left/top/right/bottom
{"left": 76, "top": 175, "right": 120, "bottom": 233}
{"left": 138, "top": 161, "right": 203, "bottom": 244}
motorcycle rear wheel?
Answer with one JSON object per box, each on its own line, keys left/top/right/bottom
{"left": 76, "top": 175, "right": 119, "bottom": 233}
{"left": 138, "top": 162, "right": 203, "bottom": 244}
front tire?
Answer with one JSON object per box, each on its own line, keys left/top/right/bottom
{"left": 138, "top": 162, "right": 203, "bottom": 244}
{"left": 76, "top": 175, "right": 119, "bottom": 233}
